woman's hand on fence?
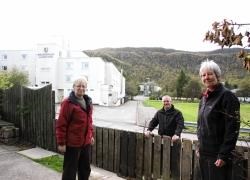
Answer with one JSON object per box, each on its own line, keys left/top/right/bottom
{"left": 195, "top": 149, "right": 200, "bottom": 157}
{"left": 58, "top": 145, "right": 66, "bottom": 153}
{"left": 144, "top": 130, "right": 152, "bottom": 138}
{"left": 91, "top": 137, "right": 95, "bottom": 145}
{"left": 214, "top": 159, "right": 226, "bottom": 167}
{"left": 171, "top": 135, "right": 180, "bottom": 142}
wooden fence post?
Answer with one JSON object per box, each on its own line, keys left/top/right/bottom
{"left": 120, "top": 130, "right": 128, "bottom": 177}
{"left": 136, "top": 133, "right": 144, "bottom": 179}
{"left": 144, "top": 135, "right": 153, "bottom": 180}
{"left": 192, "top": 140, "right": 201, "bottom": 180}
{"left": 248, "top": 147, "right": 250, "bottom": 180}
{"left": 181, "top": 138, "right": 192, "bottom": 180}
{"left": 103, "top": 128, "right": 109, "bottom": 170}
{"left": 91, "top": 126, "right": 97, "bottom": 166}
{"left": 153, "top": 135, "right": 161, "bottom": 180}
{"left": 232, "top": 146, "right": 247, "bottom": 179}
{"left": 114, "top": 129, "right": 120, "bottom": 174}
{"left": 96, "top": 126, "right": 103, "bottom": 168}
{"left": 108, "top": 128, "right": 115, "bottom": 172}
{"left": 127, "top": 131, "right": 136, "bottom": 178}
{"left": 162, "top": 136, "right": 171, "bottom": 180}
{"left": 171, "top": 139, "right": 181, "bottom": 180}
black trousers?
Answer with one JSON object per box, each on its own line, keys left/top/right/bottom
{"left": 199, "top": 155, "right": 232, "bottom": 180}
{"left": 62, "top": 145, "right": 91, "bottom": 180}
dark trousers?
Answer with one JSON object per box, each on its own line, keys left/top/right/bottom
{"left": 62, "top": 145, "right": 91, "bottom": 180}
{"left": 199, "top": 155, "right": 232, "bottom": 180}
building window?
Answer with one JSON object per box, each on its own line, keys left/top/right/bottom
{"left": 81, "top": 62, "right": 89, "bottom": 70}
{"left": 1, "top": 54, "right": 7, "bottom": 60}
{"left": 65, "top": 62, "right": 73, "bottom": 70}
{"left": 21, "top": 65, "right": 27, "bottom": 71}
{"left": 65, "top": 75, "right": 72, "bottom": 82}
{"left": 67, "top": 89, "right": 72, "bottom": 95}
{"left": 40, "top": 67, "right": 50, "bottom": 72}
{"left": 22, "top": 54, "right": 27, "bottom": 59}
{"left": 41, "top": 81, "right": 50, "bottom": 85}
{"left": 1, "top": 66, "right": 7, "bottom": 70}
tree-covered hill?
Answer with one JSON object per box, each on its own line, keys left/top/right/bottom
{"left": 83, "top": 47, "right": 249, "bottom": 95}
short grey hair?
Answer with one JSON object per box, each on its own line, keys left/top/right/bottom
{"left": 73, "top": 77, "right": 88, "bottom": 88}
{"left": 199, "top": 59, "right": 221, "bottom": 80}
{"left": 162, "top": 95, "right": 172, "bottom": 102}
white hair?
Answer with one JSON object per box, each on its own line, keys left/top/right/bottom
{"left": 199, "top": 59, "right": 221, "bottom": 80}
{"left": 72, "top": 76, "right": 88, "bottom": 88}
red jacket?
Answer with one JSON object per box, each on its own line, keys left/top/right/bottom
{"left": 56, "top": 92, "right": 93, "bottom": 147}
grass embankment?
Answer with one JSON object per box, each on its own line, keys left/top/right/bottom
{"left": 34, "top": 155, "right": 63, "bottom": 172}
{"left": 143, "top": 99, "right": 250, "bottom": 126}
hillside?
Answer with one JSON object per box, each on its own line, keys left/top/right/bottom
{"left": 83, "top": 47, "right": 249, "bottom": 93}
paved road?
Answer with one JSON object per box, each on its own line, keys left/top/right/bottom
{"left": 0, "top": 143, "right": 61, "bottom": 180}
{"left": 93, "top": 97, "right": 157, "bottom": 133}
{"left": 92, "top": 96, "right": 249, "bottom": 147}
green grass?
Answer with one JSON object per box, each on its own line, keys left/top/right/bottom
{"left": 143, "top": 99, "right": 250, "bottom": 126}
{"left": 143, "top": 100, "right": 199, "bottom": 122}
{"left": 240, "top": 104, "right": 250, "bottom": 128}
{"left": 34, "top": 155, "right": 63, "bottom": 172}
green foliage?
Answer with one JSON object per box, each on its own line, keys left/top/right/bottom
{"left": 8, "top": 67, "right": 29, "bottom": 86}
{"left": 224, "top": 80, "right": 236, "bottom": 90}
{"left": 149, "top": 94, "right": 159, "bottom": 100}
{"left": 34, "top": 155, "right": 63, "bottom": 172}
{"left": 176, "top": 70, "right": 189, "bottom": 98}
{"left": 126, "top": 79, "right": 139, "bottom": 97}
{"left": 0, "top": 72, "right": 12, "bottom": 89}
{"left": 183, "top": 78, "right": 202, "bottom": 101}
{"left": 237, "top": 78, "right": 250, "bottom": 98}
{"left": 0, "top": 68, "right": 29, "bottom": 89}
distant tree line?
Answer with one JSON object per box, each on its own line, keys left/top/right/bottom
{"left": 84, "top": 47, "right": 250, "bottom": 100}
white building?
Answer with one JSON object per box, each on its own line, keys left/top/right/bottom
{"left": 0, "top": 42, "right": 126, "bottom": 106}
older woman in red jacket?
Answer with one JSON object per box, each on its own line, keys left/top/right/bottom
{"left": 56, "top": 77, "right": 94, "bottom": 180}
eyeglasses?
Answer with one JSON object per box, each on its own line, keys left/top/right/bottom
{"left": 75, "top": 85, "right": 86, "bottom": 88}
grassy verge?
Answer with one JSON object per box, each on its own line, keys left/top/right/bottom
{"left": 144, "top": 99, "right": 250, "bottom": 125}
{"left": 143, "top": 100, "right": 198, "bottom": 122}
{"left": 34, "top": 155, "right": 63, "bottom": 172}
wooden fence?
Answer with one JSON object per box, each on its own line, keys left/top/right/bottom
{"left": 91, "top": 126, "right": 249, "bottom": 180}
{"left": 0, "top": 86, "right": 249, "bottom": 179}
{"left": 1, "top": 85, "right": 56, "bottom": 151}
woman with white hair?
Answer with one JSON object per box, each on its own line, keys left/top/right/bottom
{"left": 56, "top": 77, "right": 94, "bottom": 180}
{"left": 197, "top": 60, "right": 240, "bottom": 180}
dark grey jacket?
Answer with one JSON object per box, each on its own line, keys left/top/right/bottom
{"left": 147, "top": 105, "right": 184, "bottom": 137}
{"left": 197, "top": 83, "right": 240, "bottom": 161}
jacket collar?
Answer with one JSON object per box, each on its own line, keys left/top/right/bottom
{"left": 160, "top": 104, "right": 175, "bottom": 113}
{"left": 68, "top": 91, "right": 92, "bottom": 110}
{"left": 202, "top": 83, "right": 224, "bottom": 99}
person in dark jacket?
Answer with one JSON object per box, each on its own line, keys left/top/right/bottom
{"left": 197, "top": 60, "right": 240, "bottom": 180}
{"left": 144, "top": 95, "right": 184, "bottom": 141}
{"left": 56, "top": 77, "right": 94, "bottom": 180}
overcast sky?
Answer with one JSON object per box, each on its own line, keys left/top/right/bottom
{"left": 0, "top": 0, "right": 249, "bottom": 52}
